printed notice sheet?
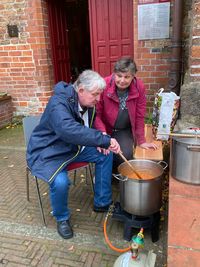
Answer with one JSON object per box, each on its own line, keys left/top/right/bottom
{"left": 138, "top": 2, "right": 170, "bottom": 40}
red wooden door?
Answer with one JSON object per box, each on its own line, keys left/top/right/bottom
{"left": 47, "top": 0, "right": 71, "bottom": 83}
{"left": 88, "top": 0, "right": 133, "bottom": 77}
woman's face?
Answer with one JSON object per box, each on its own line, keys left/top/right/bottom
{"left": 114, "top": 71, "right": 134, "bottom": 90}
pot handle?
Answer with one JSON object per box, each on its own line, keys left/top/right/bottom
{"left": 112, "top": 173, "right": 128, "bottom": 182}
{"left": 157, "top": 161, "right": 168, "bottom": 170}
{"left": 187, "top": 145, "right": 200, "bottom": 152}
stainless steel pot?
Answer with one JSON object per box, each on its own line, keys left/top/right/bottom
{"left": 113, "top": 160, "right": 167, "bottom": 216}
{"left": 170, "top": 137, "right": 200, "bottom": 184}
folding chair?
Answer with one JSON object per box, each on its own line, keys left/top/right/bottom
{"left": 22, "top": 115, "right": 94, "bottom": 226}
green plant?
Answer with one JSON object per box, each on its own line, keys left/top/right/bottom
{"left": 145, "top": 111, "right": 153, "bottom": 124}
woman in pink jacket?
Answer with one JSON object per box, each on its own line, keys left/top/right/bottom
{"left": 94, "top": 57, "right": 157, "bottom": 172}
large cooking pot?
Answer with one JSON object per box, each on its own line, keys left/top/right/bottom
{"left": 113, "top": 160, "right": 167, "bottom": 216}
{"left": 170, "top": 137, "right": 200, "bottom": 184}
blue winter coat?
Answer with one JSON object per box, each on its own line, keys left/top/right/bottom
{"left": 26, "top": 82, "right": 111, "bottom": 183}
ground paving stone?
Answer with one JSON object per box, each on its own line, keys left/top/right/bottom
{"left": 0, "top": 126, "right": 168, "bottom": 266}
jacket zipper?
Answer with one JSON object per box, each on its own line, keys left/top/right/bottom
{"left": 48, "top": 107, "right": 96, "bottom": 183}
{"left": 48, "top": 146, "right": 81, "bottom": 184}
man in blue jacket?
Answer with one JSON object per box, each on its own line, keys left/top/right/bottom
{"left": 26, "top": 70, "right": 121, "bottom": 239}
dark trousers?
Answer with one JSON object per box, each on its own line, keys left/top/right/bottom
{"left": 112, "top": 128, "right": 134, "bottom": 173}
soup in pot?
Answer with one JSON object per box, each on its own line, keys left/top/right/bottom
{"left": 120, "top": 168, "right": 154, "bottom": 180}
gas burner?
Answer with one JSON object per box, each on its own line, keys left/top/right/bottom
{"left": 112, "top": 202, "right": 160, "bottom": 242}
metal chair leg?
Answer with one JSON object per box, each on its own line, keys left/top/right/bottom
{"left": 26, "top": 167, "right": 30, "bottom": 201}
{"left": 85, "top": 166, "right": 89, "bottom": 185}
{"left": 35, "top": 176, "right": 47, "bottom": 227}
{"left": 73, "top": 170, "right": 77, "bottom": 185}
{"left": 88, "top": 163, "right": 94, "bottom": 194}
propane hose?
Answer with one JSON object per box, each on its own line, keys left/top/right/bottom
{"left": 103, "top": 205, "right": 131, "bottom": 253}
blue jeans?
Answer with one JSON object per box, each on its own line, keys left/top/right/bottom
{"left": 49, "top": 146, "right": 113, "bottom": 221}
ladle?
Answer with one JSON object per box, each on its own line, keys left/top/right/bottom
{"left": 118, "top": 151, "right": 142, "bottom": 180}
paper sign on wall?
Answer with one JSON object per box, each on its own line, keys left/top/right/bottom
{"left": 138, "top": 2, "right": 170, "bottom": 40}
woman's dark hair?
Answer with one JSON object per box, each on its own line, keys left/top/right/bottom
{"left": 113, "top": 57, "right": 138, "bottom": 74}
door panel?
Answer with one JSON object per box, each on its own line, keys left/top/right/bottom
{"left": 89, "top": 0, "right": 133, "bottom": 76}
{"left": 47, "top": 0, "right": 71, "bottom": 83}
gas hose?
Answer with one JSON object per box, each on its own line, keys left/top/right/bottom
{"left": 103, "top": 205, "right": 131, "bottom": 253}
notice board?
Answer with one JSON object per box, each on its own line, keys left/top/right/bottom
{"left": 138, "top": 1, "right": 170, "bottom": 40}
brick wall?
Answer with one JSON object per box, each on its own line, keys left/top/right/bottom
{"left": 0, "top": 96, "right": 13, "bottom": 129}
{"left": 0, "top": 0, "right": 195, "bottom": 116}
{"left": 189, "top": 1, "right": 200, "bottom": 82}
{"left": 133, "top": 0, "right": 172, "bottom": 114}
{"left": 0, "top": 0, "right": 54, "bottom": 115}
{"left": 178, "top": 0, "right": 200, "bottom": 128}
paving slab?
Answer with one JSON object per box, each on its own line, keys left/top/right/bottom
{"left": 0, "top": 125, "right": 168, "bottom": 266}
{"left": 168, "top": 176, "right": 200, "bottom": 267}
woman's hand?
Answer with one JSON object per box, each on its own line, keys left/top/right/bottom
{"left": 139, "top": 142, "right": 159, "bottom": 150}
{"left": 108, "top": 138, "right": 121, "bottom": 154}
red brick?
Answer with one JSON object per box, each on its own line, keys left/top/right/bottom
{"left": 19, "top": 102, "right": 28, "bottom": 107}
{"left": 191, "top": 46, "right": 200, "bottom": 58}
{"left": 142, "top": 77, "right": 155, "bottom": 83}
{"left": 155, "top": 77, "right": 168, "bottom": 84}
{"left": 0, "top": 51, "right": 8, "bottom": 56}
{"left": 140, "top": 53, "right": 156, "bottom": 59}
{"left": 142, "top": 65, "right": 156, "bottom": 71}
{"left": 137, "top": 71, "right": 151, "bottom": 77}
{"left": 22, "top": 51, "right": 33, "bottom": 56}
{"left": 9, "top": 51, "right": 22, "bottom": 56}
{"left": 151, "top": 59, "right": 166, "bottom": 65}
{"left": 156, "top": 65, "right": 169, "bottom": 71}
{"left": 191, "top": 67, "right": 200, "bottom": 74}
{"left": 151, "top": 71, "right": 167, "bottom": 77}
{"left": 19, "top": 57, "right": 32, "bottom": 62}
{"left": 3, "top": 46, "right": 17, "bottom": 51}
{"left": 0, "top": 63, "right": 10, "bottom": 68}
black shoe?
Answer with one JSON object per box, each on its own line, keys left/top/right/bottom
{"left": 93, "top": 203, "right": 112, "bottom": 213}
{"left": 57, "top": 220, "right": 73, "bottom": 239}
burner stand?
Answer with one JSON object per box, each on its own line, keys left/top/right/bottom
{"left": 112, "top": 202, "right": 160, "bottom": 242}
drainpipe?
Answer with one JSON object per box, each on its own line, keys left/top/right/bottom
{"left": 167, "top": 0, "right": 183, "bottom": 95}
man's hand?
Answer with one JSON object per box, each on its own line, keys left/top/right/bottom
{"left": 108, "top": 138, "right": 121, "bottom": 154}
{"left": 139, "top": 142, "right": 158, "bottom": 150}
{"left": 97, "top": 131, "right": 111, "bottom": 155}
{"left": 97, "top": 147, "right": 110, "bottom": 155}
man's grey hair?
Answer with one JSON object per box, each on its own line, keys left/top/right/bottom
{"left": 73, "top": 70, "right": 106, "bottom": 92}
{"left": 114, "top": 57, "right": 138, "bottom": 75}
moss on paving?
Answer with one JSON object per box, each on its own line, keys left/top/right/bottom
{"left": 0, "top": 124, "right": 24, "bottom": 147}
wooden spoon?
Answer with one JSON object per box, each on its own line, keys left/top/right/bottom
{"left": 158, "top": 133, "right": 200, "bottom": 138}
{"left": 118, "top": 151, "right": 142, "bottom": 180}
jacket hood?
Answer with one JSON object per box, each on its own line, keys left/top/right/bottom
{"left": 54, "top": 81, "right": 74, "bottom": 98}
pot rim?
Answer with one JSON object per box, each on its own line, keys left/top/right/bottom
{"left": 119, "top": 175, "right": 162, "bottom": 183}
{"left": 172, "top": 137, "right": 200, "bottom": 145}
{"left": 118, "top": 159, "right": 166, "bottom": 170}
{"left": 119, "top": 159, "right": 160, "bottom": 163}
{"left": 117, "top": 159, "right": 166, "bottom": 182}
